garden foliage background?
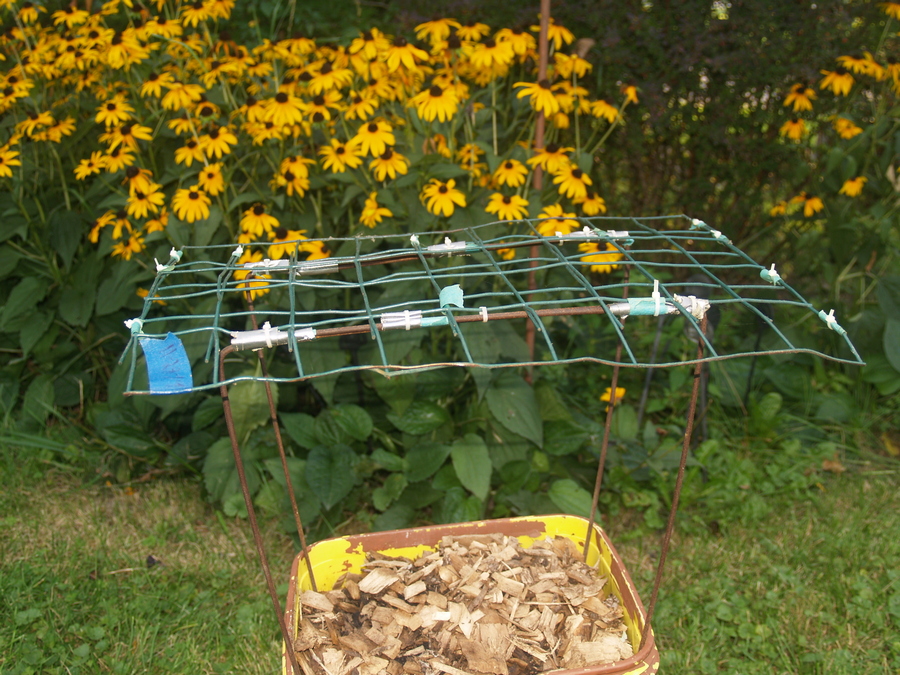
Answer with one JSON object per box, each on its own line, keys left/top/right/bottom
{"left": 0, "top": 0, "right": 898, "bottom": 538}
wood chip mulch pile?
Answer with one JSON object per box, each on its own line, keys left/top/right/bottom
{"left": 290, "top": 533, "right": 634, "bottom": 675}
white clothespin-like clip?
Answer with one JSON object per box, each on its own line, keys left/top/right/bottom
{"left": 154, "top": 258, "right": 166, "bottom": 273}
{"left": 652, "top": 279, "right": 662, "bottom": 316}
{"left": 232, "top": 244, "right": 244, "bottom": 259}
{"left": 404, "top": 310, "right": 413, "bottom": 331}
{"left": 261, "top": 321, "right": 274, "bottom": 348}
{"left": 480, "top": 306, "right": 489, "bottom": 322}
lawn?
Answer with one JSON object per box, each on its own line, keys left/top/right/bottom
{"left": 2, "top": 446, "right": 898, "bottom": 675}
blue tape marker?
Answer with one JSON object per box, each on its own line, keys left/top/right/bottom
{"left": 139, "top": 333, "right": 193, "bottom": 394}
{"left": 439, "top": 284, "right": 465, "bottom": 308}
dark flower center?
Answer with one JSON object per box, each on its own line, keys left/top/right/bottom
{"left": 126, "top": 166, "right": 140, "bottom": 178}
{"left": 512, "top": 28, "right": 523, "bottom": 35}
{"left": 246, "top": 95, "right": 257, "bottom": 106}
{"left": 504, "top": 161, "right": 513, "bottom": 169}
{"left": 835, "top": 67, "right": 848, "bottom": 75}
{"left": 484, "top": 38, "right": 496, "bottom": 48}
{"left": 121, "top": 124, "right": 133, "bottom": 135}
{"left": 538, "top": 79, "right": 551, "bottom": 89}
{"left": 88, "top": 30, "right": 99, "bottom": 39}
{"left": 380, "top": 149, "right": 393, "bottom": 160}
{"left": 313, "top": 95, "right": 325, "bottom": 106}
{"left": 209, "top": 128, "right": 220, "bottom": 139}
{"left": 367, "top": 122, "right": 378, "bottom": 132}
{"left": 211, "top": 60, "right": 221, "bottom": 70}
{"left": 447, "top": 34, "right": 461, "bottom": 49}
{"left": 395, "top": 37, "right": 408, "bottom": 47}
{"left": 502, "top": 196, "right": 511, "bottom": 204}
{"left": 571, "top": 168, "right": 583, "bottom": 179}
{"left": 264, "top": 122, "right": 274, "bottom": 129}
{"left": 116, "top": 209, "right": 127, "bottom": 219}
{"left": 187, "top": 140, "right": 197, "bottom": 149}
{"left": 362, "top": 30, "right": 373, "bottom": 41}
{"left": 312, "top": 111, "right": 324, "bottom": 122}
{"left": 274, "top": 226, "right": 287, "bottom": 239}
{"left": 429, "top": 85, "right": 443, "bottom": 97}
{"left": 135, "top": 190, "right": 145, "bottom": 199}
{"left": 148, "top": 72, "right": 159, "bottom": 81}
{"left": 438, "top": 185, "right": 448, "bottom": 194}
{"left": 546, "top": 143, "right": 559, "bottom": 153}
{"left": 275, "top": 92, "right": 288, "bottom": 103}
{"left": 335, "top": 146, "right": 345, "bottom": 155}
{"left": 320, "top": 62, "right": 333, "bottom": 75}
{"left": 111, "top": 33, "right": 122, "bottom": 46}
{"left": 253, "top": 204, "right": 265, "bottom": 215}
{"left": 110, "top": 148, "right": 121, "bottom": 157}
{"left": 192, "top": 0, "right": 203, "bottom": 9}
{"left": 3, "top": 87, "right": 12, "bottom": 96}
{"left": 201, "top": 106, "right": 214, "bottom": 116}
{"left": 284, "top": 170, "right": 295, "bottom": 181}
{"left": 298, "top": 72, "right": 312, "bottom": 82}
{"left": 106, "top": 102, "right": 117, "bottom": 111}
{"left": 188, "top": 191, "right": 199, "bottom": 200}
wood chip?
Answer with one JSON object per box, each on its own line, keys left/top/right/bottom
{"left": 290, "top": 534, "right": 632, "bottom": 674}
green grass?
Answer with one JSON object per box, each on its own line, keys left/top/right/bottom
{"left": 2, "top": 444, "right": 899, "bottom": 674}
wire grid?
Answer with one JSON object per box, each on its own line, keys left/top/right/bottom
{"left": 121, "top": 214, "right": 864, "bottom": 395}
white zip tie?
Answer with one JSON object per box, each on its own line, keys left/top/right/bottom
{"left": 652, "top": 279, "right": 662, "bottom": 316}
{"left": 404, "top": 310, "right": 412, "bottom": 330}
{"left": 124, "top": 318, "right": 143, "bottom": 334}
{"left": 232, "top": 245, "right": 244, "bottom": 258}
{"left": 823, "top": 309, "right": 837, "bottom": 328}
{"left": 410, "top": 234, "right": 420, "bottom": 247}
{"left": 154, "top": 258, "right": 165, "bottom": 273}
{"left": 480, "top": 306, "right": 488, "bottom": 322}
{"left": 262, "top": 321, "right": 274, "bottom": 348}
{"left": 767, "top": 263, "right": 780, "bottom": 284}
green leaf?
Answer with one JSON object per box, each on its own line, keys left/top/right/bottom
{"left": 58, "top": 285, "right": 95, "bottom": 327}
{"left": 95, "top": 264, "right": 138, "bottom": 317}
{"left": 332, "top": 403, "right": 373, "bottom": 441}
{"left": 373, "top": 503, "right": 415, "bottom": 531}
{"left": 0, "top": 276, "right": 49, "bottom": 332}
{"left": 387, "top": 400, "right": 450, "bottom": 435}
{"left": 49, "top": 210, "right": 83, "bottom": 270}
{"left": 548, "top": 479, "right": 593, "bottom": 518}
{"left": 372, "top": 447, "right": 407, "bottom": 472}
{"left": 193, "top": 204, "right": 223, "bottom": 247}
{"left": 305, "top": 444, "right": 357, "bottom": 510}
{"left": 428, "top": 163, "right": 469, "bottom": 179}
{"left": 485, "top": 372, "right": 543, "bottom": 448}
{"left": 263, "top": 456, "right": 321, "bottom": 523}
{"left": 885, "top": 319, "right": 900, "bottom": 372}
{"left": 373, "top": 473, "right": 408, "bottom": 511}
{"left": 543, "top": 419, "right": 589, "bottom": 456}
{"left": 229, "top": 377, "right": 276, "bottom": 442}
{"left": 279, "top": 412, "right": 317, "bottom": 448}
{"left": 435, "top": 487, "right": 482, "bottom": 524}
{"left": 405, "top": 442, "right": 451, "bottom": 482}
{"left": 203, "top": 436, "right": 260, "bottom": 504}
{"left": 19, "top": 311, "right": 54, "bottom": 357}
{"left": 534, "top": 381, "right": 573, "bottom": 421}
{"left": 450, "top": 433, "right": 492, "bottom": 501}
{"left": 0, "top": 245, "right": 21, "bottom": 279}
{"left": 192, "top": 396, "right": 223, "bottom": 431}
{"left": 861, "top": 355, "right": 900, "bottom": 395}
{"left": 340, "top": 184, "right": 365, "bottom": 208}
{"left": 20, "top": 374, "right": 54, "bottom": 428}
{"left": 877, "top": 276, "right": 900, "bottom": 320}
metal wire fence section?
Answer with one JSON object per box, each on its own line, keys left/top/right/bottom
{"left": 120, "top": 214, "right": 864, "bottom": 396}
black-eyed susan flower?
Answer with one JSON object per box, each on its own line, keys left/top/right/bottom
{"left": 181, "top": 0, "right": 211, "bottom": 27}
{"left": 126, "top": 186, "right": 165, "bottom": 219}
{"left": 17, "top": 111, "right": 54, "bottom": 138}
{"left": 234, "top": 249, "right": 271, "bottom": 300}
{"left": 485, "top": 193, "right": 529, "bottom": 220}
{"left": 0, "top": 147, "right": 21, "bottom": 178}
{"left": 839, "top": 176, "right": 867, "bottom": 197}
{"left": 104, "top": 146, "right": 136, "bottom": 173}
{"left": 272, "top": 168, "right": 310, "bottom": 197}
{"left": 95, "top": 96, "right": 134, "bottom": 126}
{"left": 530, "top": 18, "right": 575, "bottom": 50}
{"left": 385, "top": 37, "right": 430, "bottom": 72}
{"left": 554, "top": 52, "right": 592, "bottom": 79}
{"left": 779, "top": 118, "right": 806, "bottom": 141}
{"left": 832, "top": 116, "right": 863, "bottom": 139}
{"left": 140, "top": 71, "right": 175, "bottom": 98}
{"left": 145, "top": 208, "right": 169, "bottom": 233}
{"left": 18, "top": 2, "right": 47, "bottom": 24}
{"left": 576, "top": 191, "right": 607, "bottom": 216}
{"left": 536, "top": 203, "right": 578, "bottom": 236}
{"left": 492, "top": 159, "right": 528, "bottom": 187}
{"left": 172, "top": 186, "right": 212, "bottom": 223}
{"left": 881, "top": 2, "right": 900, "bottom": 19}
{"left": 167, "top": 115, "right": 195, "bottom": 136}
{"left": 469, "top": 38, "right": 515, "bottom": 70}
{"left": 580, "top": 242, "right": 623, "bottom": 274}
{"left": 410, "top": 83, "right": 459, "bottom": 122}
{"left": 161, "top": 81, "right": 204, "bottom": 111}
{"left": 421, "top": 178, "right": 466, "bottom": 217}
{"left": 241, "top": 203, "right": 280, "bottom": 237}
{"left": 52, "top": 5, "right": 90, "bottom": 27}
{"left": 264, "top": 91, "right": 306, "bottom": 127}
{"left": 197, "top": 163, "right": 225, "bottom": 196}
{"left": 415, "top": 18, "right": 460, "bottom": 45}
{"left": 345, "top": 91, "right": 378, "bottom": 121}
{"left": 349, "top": 28, "right": 391, "bottom": 60}
{"left": 298, "top": 240, "right": 330, "bottom": 260}
{"left": 175, "top": 139, "right": 205, "bottom": 166}
{"left": 199, "top": 125, "right": 238, "bottom": 158}
{"left": 308, "top": 60, "right": 354, "bottom": 95}
{"left": 590, "top": 99, "right": 619, "bottom": 123}
{"left": 769, "top": 201, "right": 788, "bottom": 216}
{"left": 359, "top": 191, "right": 392, "bottom": 228}
{"left": 527, "top": 143, "right": 573, "bottom": 173}
{"left": 553, "top": 164, "right": 593, "bottom": 200}
{"left": 837, "top": 53, "right": 884, "bottom": 80}
{"left": 319, "top": 139, "right": 364, "bottom": 173}
{"left": 457, "top": 20, "right": 491, "bottom": 41}
{"left": 111, "top": 210, "right": 132, "bottom": 239}
{"left": 112, "top": 232, "right": 145, "bottom": 260}
{"left": 142, "top": 17, "right": 184, "bottom": 39}
{"left": 123, "top": 167, "right": 155, "bottom": 197}
{"left": 514, "top": 79, "right": 560, "bottom": 115}
{"left": 269, "top": 227, "right": 309, "bottom": 259}
{"left": 820, "top": 68, "right": 854, "bottom": 96}
{"left": 600, "top": 386, "right": 626, "bottom": 408}
{"left": 620, "top": 84, "right": 639, "bottom": 105}
{"left": 496, "top": 27, "right": 536, "bottom": 57}
{"left": 100, "top": 122, "right": 153, "bottom": 151}
{"left": 369, "top": 148, "right": 409, "bottom": 181}
{"left": 783, "top": 83, "right": 816, "bottom": 113}
{"left": 88, "top": 211, "right": 116, "bottom": 243}
{"left": 352, "top": 120, "right": 395, "bottom": 157}
{"left": 799, "top": 194, "right": 824, "bottom": 217}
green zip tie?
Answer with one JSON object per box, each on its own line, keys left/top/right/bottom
{"left": 759, "top": 263, "right": 782, "bottom": 285}
{"left": 818, "top": 309, "right": 847, "bottom": 336}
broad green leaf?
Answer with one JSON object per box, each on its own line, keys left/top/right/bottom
{"left": 387, "top": 400, "right": 450, "bottom": 435}
{"left": 0, "top": 276, "right": 49, "bottom": 332}
{"left": 314, "top": 412, "right": 351, "bottom": 446}
{"left": 0, "top": 245, "right": 21, "bottom": 279}
{"left": 861, "top": 355, "right": 900, "bottom": 395}
{"left": 611, "top": 404, "right": 638, "bottom": 440}
{"left": 20, "top": 374, "right": 54, "bottom": 428}
{"left": 203, "top": 436, "right": 261, "bottom": 504}
{"left": 885, "top": 319, "right": 900, "bottom": 372}
{"left": 485, "top": 372, "right": 543, "bottom": 448}
{"left": 373, "top": 473, "right": 408, "bottom": 511}
{"left": 58, "top": 285, "right": 95, "bottom": 327}
{"left": 332, "top": 403, "right": 373, "bottom": 441}
{"left": 371, "top": 447, "right": 407, "bottom": 472}
{"left": 49, "top": 210, "right": 83, "bottom": 270}
{"left": 543, "top": 419, "right": 589, "bottom": 456}
{"left": 368, "top": 373, "right": 416, "bottom": 414}
{"left": 534, "top": 380, "right": 573, "bottom": 422}
{"left": 263, "top": 456, "right": 321, "bottom": 523}
{"left": 19, "top": 311, "right": 54, "bottom": 356}
{"left": 298, "top": 339, "right": 346, "bottom": 404}
{"left": 450, "top": 433, "right": 492, "bottom": 501}
{"left": 192, "top": 396, "right": 223, "bottom": 431}
{"left": 193, "top": 204, "right": 223, "bottom": 247}
{"left": 548, "top": 479, "right": 593, "bottom": 518}
{"left": 229, "top": 377, "right": 276, "bottom": 442}
{"left": 279, "top": 411, "right": 317, "bottom": 448}
{"left": 95, "top": 264, "right": 138, "bottom": 317}
{"left": 373, "top": 504, "right": 415, "bottom": 531}
{"left": 305, "top": 444, "right": 357, "bottom": 509}
{"left": 876, "top": 276, "right": 900, "bottom": 320}
{"left": 435, "top": 487, "right": 482, "bottom": 524}
{"left": 405, "top": 442, "right": 451, "bottom": 482}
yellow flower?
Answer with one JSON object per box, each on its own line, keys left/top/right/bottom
{"left": 140, "top": 71, "right": 175, "bottom": 98}
{"left": 100, "top": 123, "right": 153, "bottom": 151}
{"left": 553, "top": 164, "right": 593, "bottom": 200}
{"left": 161, "top": 81, "right": 204, "bottom": 111}
{"left": 234, "top": 250, "right": 271, "bottom": 300}
{"left": 172, "top": 186, "right": 212, "bottom": 223}
{"left": 0, "top": 148, "right": 21, "bottom": 178}
{"left": 410, "top": 83, "right": 459, "bottom": 122}
{"left": 839, "top": 176, "right": 867, "bottom": 197}
{"left": 537, "top": 204, "right": 578, "bottom": 236}
{"left": 530, "top": 18, "right": 574, "bottom": 50}
{"left": 174, "top": 139, "right": 205, "bottom": 166}
{"left": 880, "top": 2, "right": 900, "bottom": 19}
{"left": 456, "top": 21, "right": 491, "bottom": 41}
{"left": 199, "top": 125, "right": 238, "bottom": 158}
{"left": 832, "top": 116, "right": 863, "bottom": 139}
{"left": 268, "top": 227, "right": 309, "bottom": 259}
{"left": 123, "top": 167, "right": 155, "bottom": 197}
{"left": 112, "top": 233, "right": 145, "bottom": 261}
{"left": 145, "top": 208, "right": 169, "bottom": 234}
{"left": 527, "top": 143, "right": 573, "bottom": 173}
{"left": 265, "top": 91, "right": 306, "bottom": 127}
{"left": 345, "top": 92, "right": 379, "bottom": 121}
{"left": 197, "top": 163, "right": 225, "bottom": 196}
{"left": 421, "top": 178, "right": 466, "bottom": 217}
{"left": 95, "top": 96, "right": 134, "bottom": 126}
{"left": 819, "top": 68, "right": 854, "bottom": 96}
{"left": 359, "top": 191, "right": 392, "bottom": 228}
{"left": 104, "top": 146, "right": 136, "bottom": 173}
{"left": 469, "top": 38, "right": 515, "bottom": 69}
{"left": 319, "top": 139, "right": 364, "bottom": 173}
{"left": 802, "top": 195, "right": 824, "bottom": 218}
{"left": 576, "top": 191, "right": 607, "bottom": 216}
{"left": 308, "top": 61, "right": 354, "bottom": 95}
{"left": 620, "top": 84, "right": 639, "bottom": 104}
{"left": 769, "top": 201, "right": 788, "bottom": 216}
{"left": 240, "top": 203, "right": 280, "bottom": 237}
{"left": 496, "top": 28, "right": 535, "bottom": 57}
{"left": 492, "top": 159, "right": 528, "bottom": 188}
{"left": 415, "top": 18, "right": 460, "bottom": 45}
{"left": 385, "top": 37, "right": 430, "bottom": 72}
{"left": 52, "top": 5, "right": 90, "bottom": 27}
{"left": 126, "top": 187, "right": 165, "bottom": 219}
{"left": 554, "top": 53, "right": 592, "bottom": 79}
{"left": 514, "top": 79, "right": 560, "bottom": 115}
{"left": 351, "top": 120, "right": 395, "bottom": 157}
{"left": 485, "top": 193, "right": 529, "bottom": 221}
{"left": 779, "top": 118, "right": 806, "bottom": 141}
{"left": 181, "top": 0, "right": 211, "bottom": 27}
{"left": 783, "top": 83, "right": 816, "bottom": 113}
{"left": 590, "top": 99, "right": 619, "bottom": 123}
{"left": 271, "top": 167, "right": 310, "bottom": 197}
{"left": 837, "top": 53, "right": 884, "bottom": 80}
{"left": 580, "top": 242, "right": 623, "bottom": 274}
{"left": 369, "top": 148, "right": 409, "bottom": 181}
{"left": 600, "top": 386, "right": 626, "bottom": 408}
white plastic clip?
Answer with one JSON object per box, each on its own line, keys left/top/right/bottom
{"left": 444, "top": 237, "right": 452, "bottom": 246}
{"left": 555, "top": 231, "right": 564, "bottom": 239}
{"left": 404, "top": 310, "right": 412, "bottom": 331}
{"left": 410, "top": 234, "right": 420, "bottom": 247}
{"left": 652, "top": 279, "right": 662, "bottom": 316}
{"left": 154, "top": 258, "right": 165, "bottom": 273}
{"left": 823, "top": 309, "right": 837, "bottom": 328}
{"left": 232, "top": 244, "right": 244, "bottom": 258}
{"left": 261, "top": 321, "right": 274, "bottom": 348}
{"left": 480, "top": 306, "right": 489, "bottom": 322}
{"left": 763, "top": 263, "right": 781, "bottom": 285}
{"left": 710, "top": 229, "right": 730, "bottom": 243}
{"left": 124, "top": 318, "right": 143, "bottom": 334}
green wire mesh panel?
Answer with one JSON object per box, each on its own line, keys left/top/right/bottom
{"left": 120, "top": 215, "right": 864, "bottom": 395}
